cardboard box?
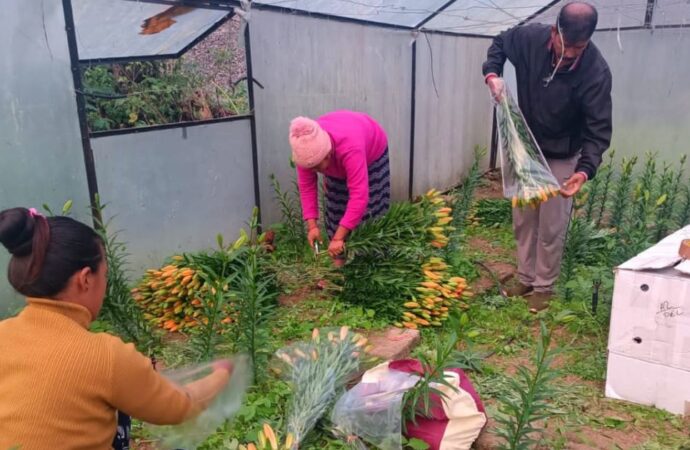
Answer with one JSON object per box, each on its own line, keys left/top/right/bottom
{"left": 605, "top": 226, "right": 690, "bottom": 415}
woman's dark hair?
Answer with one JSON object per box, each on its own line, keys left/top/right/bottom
{"left": 0, "top": 208, "right": 104, "bottom": 298}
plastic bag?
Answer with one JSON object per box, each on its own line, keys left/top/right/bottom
{"left": 495, "top": 86, "right": 561, "bottom": 208}
{"left": 150, "top": 355, "right": 252, "bottom": 449}
{"left": 273, "top": 327, "right": 369, "bottom": 448}
{"left": 331, "top": 365, "right": 419, "bottom": 450}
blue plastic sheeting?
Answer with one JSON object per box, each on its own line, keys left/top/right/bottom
{"left": 73, "top": 0, "right": 229, "bottom": 62}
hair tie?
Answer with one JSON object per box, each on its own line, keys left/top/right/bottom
{"left": 28, "top": 208, "right": 43, "bottom": 219}
{"left": 25, "top": 207, "right": 50, "bottom": 283}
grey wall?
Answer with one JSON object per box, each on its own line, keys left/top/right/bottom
{"left": 594, "top": 28, "right": 690, "bottom": 164}
{"left": 91, "top": 119, "right": 255, "bottom": 273}
{"left": 413, "top": 33, "right": 494, "bottom": 195}
{"left": 250, "top": 10, "right": 413, "bottom": 225}
{"left": 0, "top": 0, "right": 91, "bottom": 316}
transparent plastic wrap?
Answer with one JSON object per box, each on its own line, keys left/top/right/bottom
{"left": 496, "top": 86, "right": 561, "bottom": 208}
{"left": 273, "top": 327, "right": 369, "bottom": 448}
{"left": 331, "top": 365, "right": 419, "bottom": 450}
{"left": 150, "top": 355, "right": 252, "bottom": 449}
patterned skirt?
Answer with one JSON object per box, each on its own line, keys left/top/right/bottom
{"left": 325, "top": 148, "right": 391, "bottom": 238}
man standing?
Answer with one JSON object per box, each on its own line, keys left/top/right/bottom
{"left": 482, "top": 2, "right": 612, "bottom": 311}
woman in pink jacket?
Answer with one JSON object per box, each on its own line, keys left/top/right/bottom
{"left": 289, "top": 110, "right": 390, "bottom": 265}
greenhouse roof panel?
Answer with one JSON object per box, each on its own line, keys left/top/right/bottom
{"left": 652, "top": 0, "right": 690, "bottom": 27}
{"left": 73, "top": 0, "right": 230, "bottom": 63}
{"left": 421, "top": 0, "right": 553, "bottom": 36}
{"left": 255, "top": 0, "right": 453, "bottom": 27}
{"left": 527, "top": 0, "right": 648, "bottom": 29}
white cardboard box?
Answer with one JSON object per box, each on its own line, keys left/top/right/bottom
{"left": 605, "top": 226, "right": 690, "bottom": 415}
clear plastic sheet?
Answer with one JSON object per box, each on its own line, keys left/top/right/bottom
{"left": 150, "top": 355, "right": 252, "bottom": 449}
{"left": 331, "top": 366, "right": 419, "bottom": 450}
{"left": 496, "top": 86, "right": 561, "bottom": 208}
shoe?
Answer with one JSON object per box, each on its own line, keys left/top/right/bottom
{"left": 526, "top": 291, "right": 553, "bottom": 313}
{"left": 501, "top": 279, "right": 533, "bottom": 297}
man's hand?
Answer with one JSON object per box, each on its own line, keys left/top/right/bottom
{"left": 486, "top": 75, "right": 505, "bottom": 101}
{"left": 328, "top": 239, "right": 345, "bottom": 258}
{"left": 560, "top": 172, "right": 587, "bottom": 198}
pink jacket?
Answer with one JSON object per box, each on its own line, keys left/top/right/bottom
{"left": 297, "top": 111, "right": 388, "bottom": 230}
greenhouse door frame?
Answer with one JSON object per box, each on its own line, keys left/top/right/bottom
{"left": 60, "top": 0, "right": 262, "bottom": 225}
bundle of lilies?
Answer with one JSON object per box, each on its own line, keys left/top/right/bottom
{"left": 259, "top": 327, "right": 370, "bottom": 449}
{"left": 496, "top": 87, "right": 562, "bottom": 209}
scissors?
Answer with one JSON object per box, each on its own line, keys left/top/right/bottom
{"left": 313, "top": 241, "right": 327, "bottom": 258}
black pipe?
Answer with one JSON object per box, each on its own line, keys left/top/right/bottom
{"left": 489, "top": 108, "right": 498, "bottom": 169}
{"left": 62, "top": 0, "right": 101, "bottom": 226}
{"left": 408, "top": 40, "right": 417, "bottom": 200}
{"left": 592, "top": 279, "right": 601, "bottom": 314}
{"left": 244, "top": 23, "right": 262, "bottom": 227}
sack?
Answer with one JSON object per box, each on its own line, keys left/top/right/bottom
{"left": 331, "top": 360, "right": 487, "bottom": 450}
{"left": 392, "top": 360, "right": 487, "bottom": 450}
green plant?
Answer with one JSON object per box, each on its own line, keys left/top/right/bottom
{"left": 94, "top": 198, "right": 158, "bottom": 353}
{"left": 402, "top": 314, "right": 466, "bottom": 429}
{"left": 631, "top": 152, "right": 659, "bottom": 233}
{"left": 270, "top": 173, "right": 307, "bottom": 259}
{"left": 339, "top": 202, "right": 429, "bottom": 319}
{"left": 232, "top": 243, "right": 277, "bottom": 381}
{"left": 678, "top": 183, "right": 690, "bottom": 227}
{"left": 657, "top": 154, "right": 687, "bottom": 236}
{"left": 594, "top": 150, "right": 615, "bottom": 227}
{"left": 608, "top": 156, "right": 638, "bottom": 228}
{"left": 448, "top": 147, "right": 486, "bottom": 245}
{"left": 472, "top": 198, "right": 512, "bottom": 227}
{"left": 560, "top": 216, "right": 610, "bottom": 300}
{"left": 493, "top": 317, "right": 566, "bottom": 450}
{"left": 83, "top": 60, "right": 248, "bottom": 131}
{"left": 42, "top": 200, "right": 73, "bottom": 217}
{"left": 186, "top": 263, "right": 237, "bottom": 362}
{"left": 450, "top": 345, "right": 488, "bottom": 373}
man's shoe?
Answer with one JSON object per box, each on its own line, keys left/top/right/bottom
{"left": 502, "top": 279, "right": 533, "bottom": 297}
{"left": 526, "top": 291, "right": 553, "bottom": 313}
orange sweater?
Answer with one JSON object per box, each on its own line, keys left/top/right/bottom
{"left": 0, "top": 298, "right": 230, "bottom": 450}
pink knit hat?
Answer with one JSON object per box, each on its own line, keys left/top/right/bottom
{"left": 289, "top": 116, "right": 331, "bottom": 169}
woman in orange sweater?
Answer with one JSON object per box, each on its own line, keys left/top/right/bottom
{"left": 0, "top": 207, "right": 232, "bottom": 449}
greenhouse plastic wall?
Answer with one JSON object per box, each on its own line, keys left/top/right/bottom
{"left": 0, "top": 0, "right": 91, "bottom": 316}
{"left": 413, "top": 33, "right": 494, "bottom": 195}
{"left": 249, "top": 9, "right": 413, "bottom": 225}
{"left": 90, "top": 119, "right": 255, "bottom": 272}
{"left": 593, "top": 28, "right": 690, "bottom": 164}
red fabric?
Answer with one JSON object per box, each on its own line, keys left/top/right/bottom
{"left": 389, "top": 359, "right": 486, "bottom": 450}
{"left": 389, "top": 359, "right": 485, "bottom": 413}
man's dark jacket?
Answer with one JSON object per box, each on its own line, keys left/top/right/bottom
{"left": 483, "top": 23, "right": 612, "bottom": 179}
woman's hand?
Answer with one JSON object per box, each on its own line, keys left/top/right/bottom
{"left": 328, "top": 239, "right": 345, "bottom": 257}
{"left": 307, "top": 228, "right": 322, "bottom": 248}
{"left": 212, "top": 359, "right": 234, "bottom": 374}
{"left": 306, "top": 219, "right": 322, "bottom": 248}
